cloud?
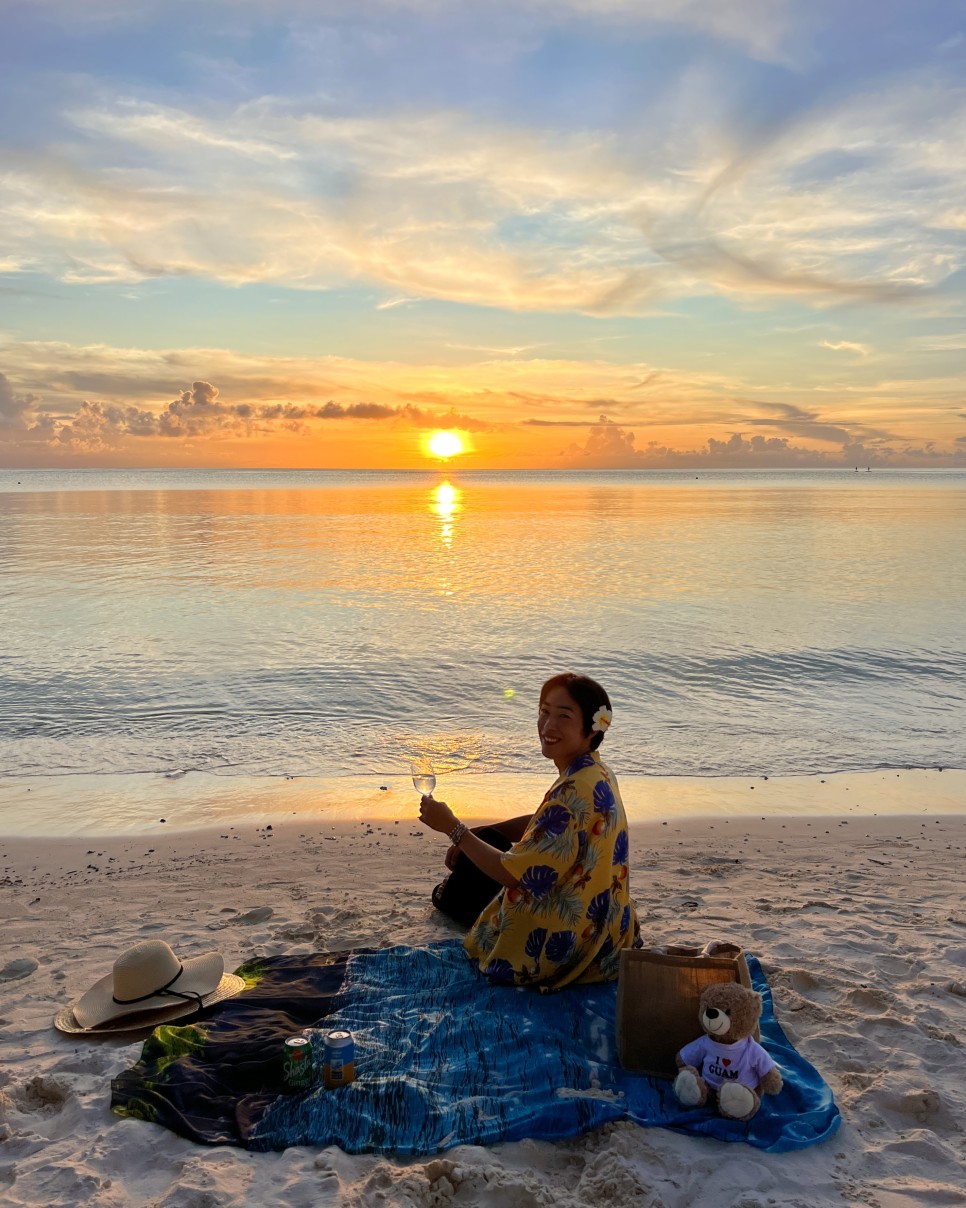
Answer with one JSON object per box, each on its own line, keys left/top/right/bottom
{"left": 562, "top": 414, "right": 638, "bottom": 462}
{"left": 4, "top": 46, "right": 965, "bottom": 314}
{"left": 0, "top": 373, "right": 35, "bottom": 423}
{"left": 524, "top": 418, "right": 609, "bottom": 427}
{"left": 375, "top": 297, "right": 418, "bottom": 310}
{"left": 743, "top": 400, "right": 896, "bottom": 446}
{"left": 3, "top": 94, "right": 692, "bottom": 310}
{"left": 2, "top": 335, "right": 963, "bottom": 466}
{"left": 561, "top": 418, "right": 837, "bottom": 467}
{"left": 534, "top": 398, "right": 904, "bottom": 453}
{"left": 558, "top": 411, "right": 960, "bottom": 469}
{"left": 821, "top": 340, "right": 870, "bottom": 356}
{"left": 649, "top": 230, "right": 928, "bottom": 306}
{"left": 1, "top": 368, "right": 493, "bottom": 457}
{"left": 0, "top": 336, "right": 748, "bottom": 427}
{"left": 700, "top": 432, "right": 834, "bottom": 465}
{"left": 909, "top": 334, "right": 966, "bottom": 353}
{"left": 445, "top": 342, "right": 548, "bottom": 357}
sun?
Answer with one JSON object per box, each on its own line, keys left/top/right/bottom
{"left": 426, "top": 430, "right": 465, "bottom": 460}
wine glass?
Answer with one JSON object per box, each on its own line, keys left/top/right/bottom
{"left": 410, "top": 757, "right": 436, "bottom": 798}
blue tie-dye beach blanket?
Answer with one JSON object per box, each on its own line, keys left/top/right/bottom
{"left": 112, "top": 940, "right": 839, "bottom": 1154}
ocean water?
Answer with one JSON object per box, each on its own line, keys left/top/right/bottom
{"left": 1, "top": 469, "right": 964, "bottom": 785}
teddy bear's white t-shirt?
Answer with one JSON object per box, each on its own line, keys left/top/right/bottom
{"left": 678, "top": 1034, "right": 776, "bottom": 1090}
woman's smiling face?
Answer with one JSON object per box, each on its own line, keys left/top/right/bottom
{"left": 538, "top": 684, "right": 593, "bottom": 771}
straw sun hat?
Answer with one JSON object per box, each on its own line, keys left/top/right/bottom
{"left": 54, "top": 939, "right": 245, "bottom": 1035}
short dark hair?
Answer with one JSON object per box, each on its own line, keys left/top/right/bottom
{"left": 539, "top": 673, "right": 612, "bottom": 750}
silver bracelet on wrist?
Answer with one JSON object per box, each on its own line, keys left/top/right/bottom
{"left": 448, "top": 821, "right": 468, "bottom": 846}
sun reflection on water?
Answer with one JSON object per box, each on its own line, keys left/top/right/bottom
{"left": 431, "top": 481, "right": 461, "bottom": 546}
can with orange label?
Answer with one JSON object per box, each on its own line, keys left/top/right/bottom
{"left": 323, "top": 1029, "right": 355, "bottom": 1088}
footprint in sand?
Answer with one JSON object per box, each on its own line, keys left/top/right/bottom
{"left": 10, "top": 1076, "right": 70, "bottom": 1116}
{"left": 0, "top": 957, "right": 39, "bottom": 982}
{"left": 272, "top": 923, "right": 318, "bottom": 942}
{"left": 155, "top": 1188, "right": 230, "bottom": 1208}
{"left": 356, "top": 1157, "right": 555, "bottom": 1208}
{"left": 310, "top": 906, "right": 361, "bottom": 926}
{"left": 846, "top": 985, "right": 896, "bottom": 1013}
{"left": 877, "top": 954, "right": 923, "bottom": 979}
{"left": 869, "top": 1085, "right": 956, "bottom": 1133}
{"left": 893, "top": 1088, "right": 942, "bottom": 1119}
{"left": 52, "top": 1050, "right": 117, "bottom": 1077}
{"left": 786, "top": 968, "right": 840, "bottom": 1004}
{"left": 575, "top": 1149, "right": 662, "bottom": 1206}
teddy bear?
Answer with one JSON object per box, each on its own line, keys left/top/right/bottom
{"left": 673, "top": 981, "right": 783, "bottom": 1121}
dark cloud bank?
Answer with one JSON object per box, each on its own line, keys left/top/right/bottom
{"left": 2, "top": 375, "right": 963, "bottom": 468}
{"left": 555, "top": 415, "right": 966, "bottom": 469}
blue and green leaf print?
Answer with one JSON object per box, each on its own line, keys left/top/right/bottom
{"left": 586, "top": 889, "right": 611, "bottom": 928}
{"left": 599, "top": 944, "right": 622, "bottom": 980}
{"left": 612, "top": 829, "right": 628, "bottom": 865}
{"left": 579, "top": 842, "right": 600, "bottom": 877}
{"left": 471, "top": 919, "right": 498, "bottom": 952}
{"left": 493, "top": 908, "right": 514, "bottom": 937}
{"left": 533, "top": 883, "right": 583, "bottom": 927}
{"left": 547, "top": 782, "right": 586, "bottom": 824}
{"left": 482, "top": 959, "right": 515, "bottom": 984}
{"left": 545, "top": 930, "right": 577, "bottom": 963}
{"left": 566, "top": 753, "right": 595, "bottom": 774}
{"left": 535, "top": 803, "right": 571, "bottom": 838}
{"left": 520, "top": 864, "right": 558, "bottom": 900}
{"left": 593, "top": 779, "right": 615, "bottom": 817}
{"left": 525, "top": 928, "right": 547, "bottom": 960}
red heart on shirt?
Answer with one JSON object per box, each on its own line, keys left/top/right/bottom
{"left": 722, "top": 1059, "right": 731, "bottom": 1067}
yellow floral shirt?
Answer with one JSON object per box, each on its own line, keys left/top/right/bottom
{"left": 464, "top": 751, "right": 639, "bottom": 991}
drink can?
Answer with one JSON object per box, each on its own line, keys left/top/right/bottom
{"left": 282, "top": 1035, "right": 315, "bottom": 1092}
{"left": 323, "top": 1029, "right": 356, "bottom": 1088}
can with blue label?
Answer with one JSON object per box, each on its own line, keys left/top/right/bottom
{"left": 323, "top": 1029, "right": 355, "bottom": 1088}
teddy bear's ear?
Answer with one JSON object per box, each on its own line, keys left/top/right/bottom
{"left": 737, "top": 988, "right": 763, "bottom": 1028}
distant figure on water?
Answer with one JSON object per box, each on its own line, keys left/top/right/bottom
{"left": 419, "top": 673, "right": 640, "bottom": 990}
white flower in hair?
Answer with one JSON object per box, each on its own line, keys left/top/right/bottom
{"left": 591, "top": 706, "right": 612, "bottom": 733}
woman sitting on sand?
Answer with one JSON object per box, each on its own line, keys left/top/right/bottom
{"left": 419, "top": 673, "right": 639, "bottom": 991}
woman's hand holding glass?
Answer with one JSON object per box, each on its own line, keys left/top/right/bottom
{"left": 418, "top": 793, "right": 458, "bottom": 836}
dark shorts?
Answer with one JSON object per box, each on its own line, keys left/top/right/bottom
{"left": 431, "top": 825, "right": 515, "bottom": 929}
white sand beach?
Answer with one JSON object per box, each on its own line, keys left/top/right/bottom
{"left": 2, "top": 772, "right": 966, "bottom": 1208}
